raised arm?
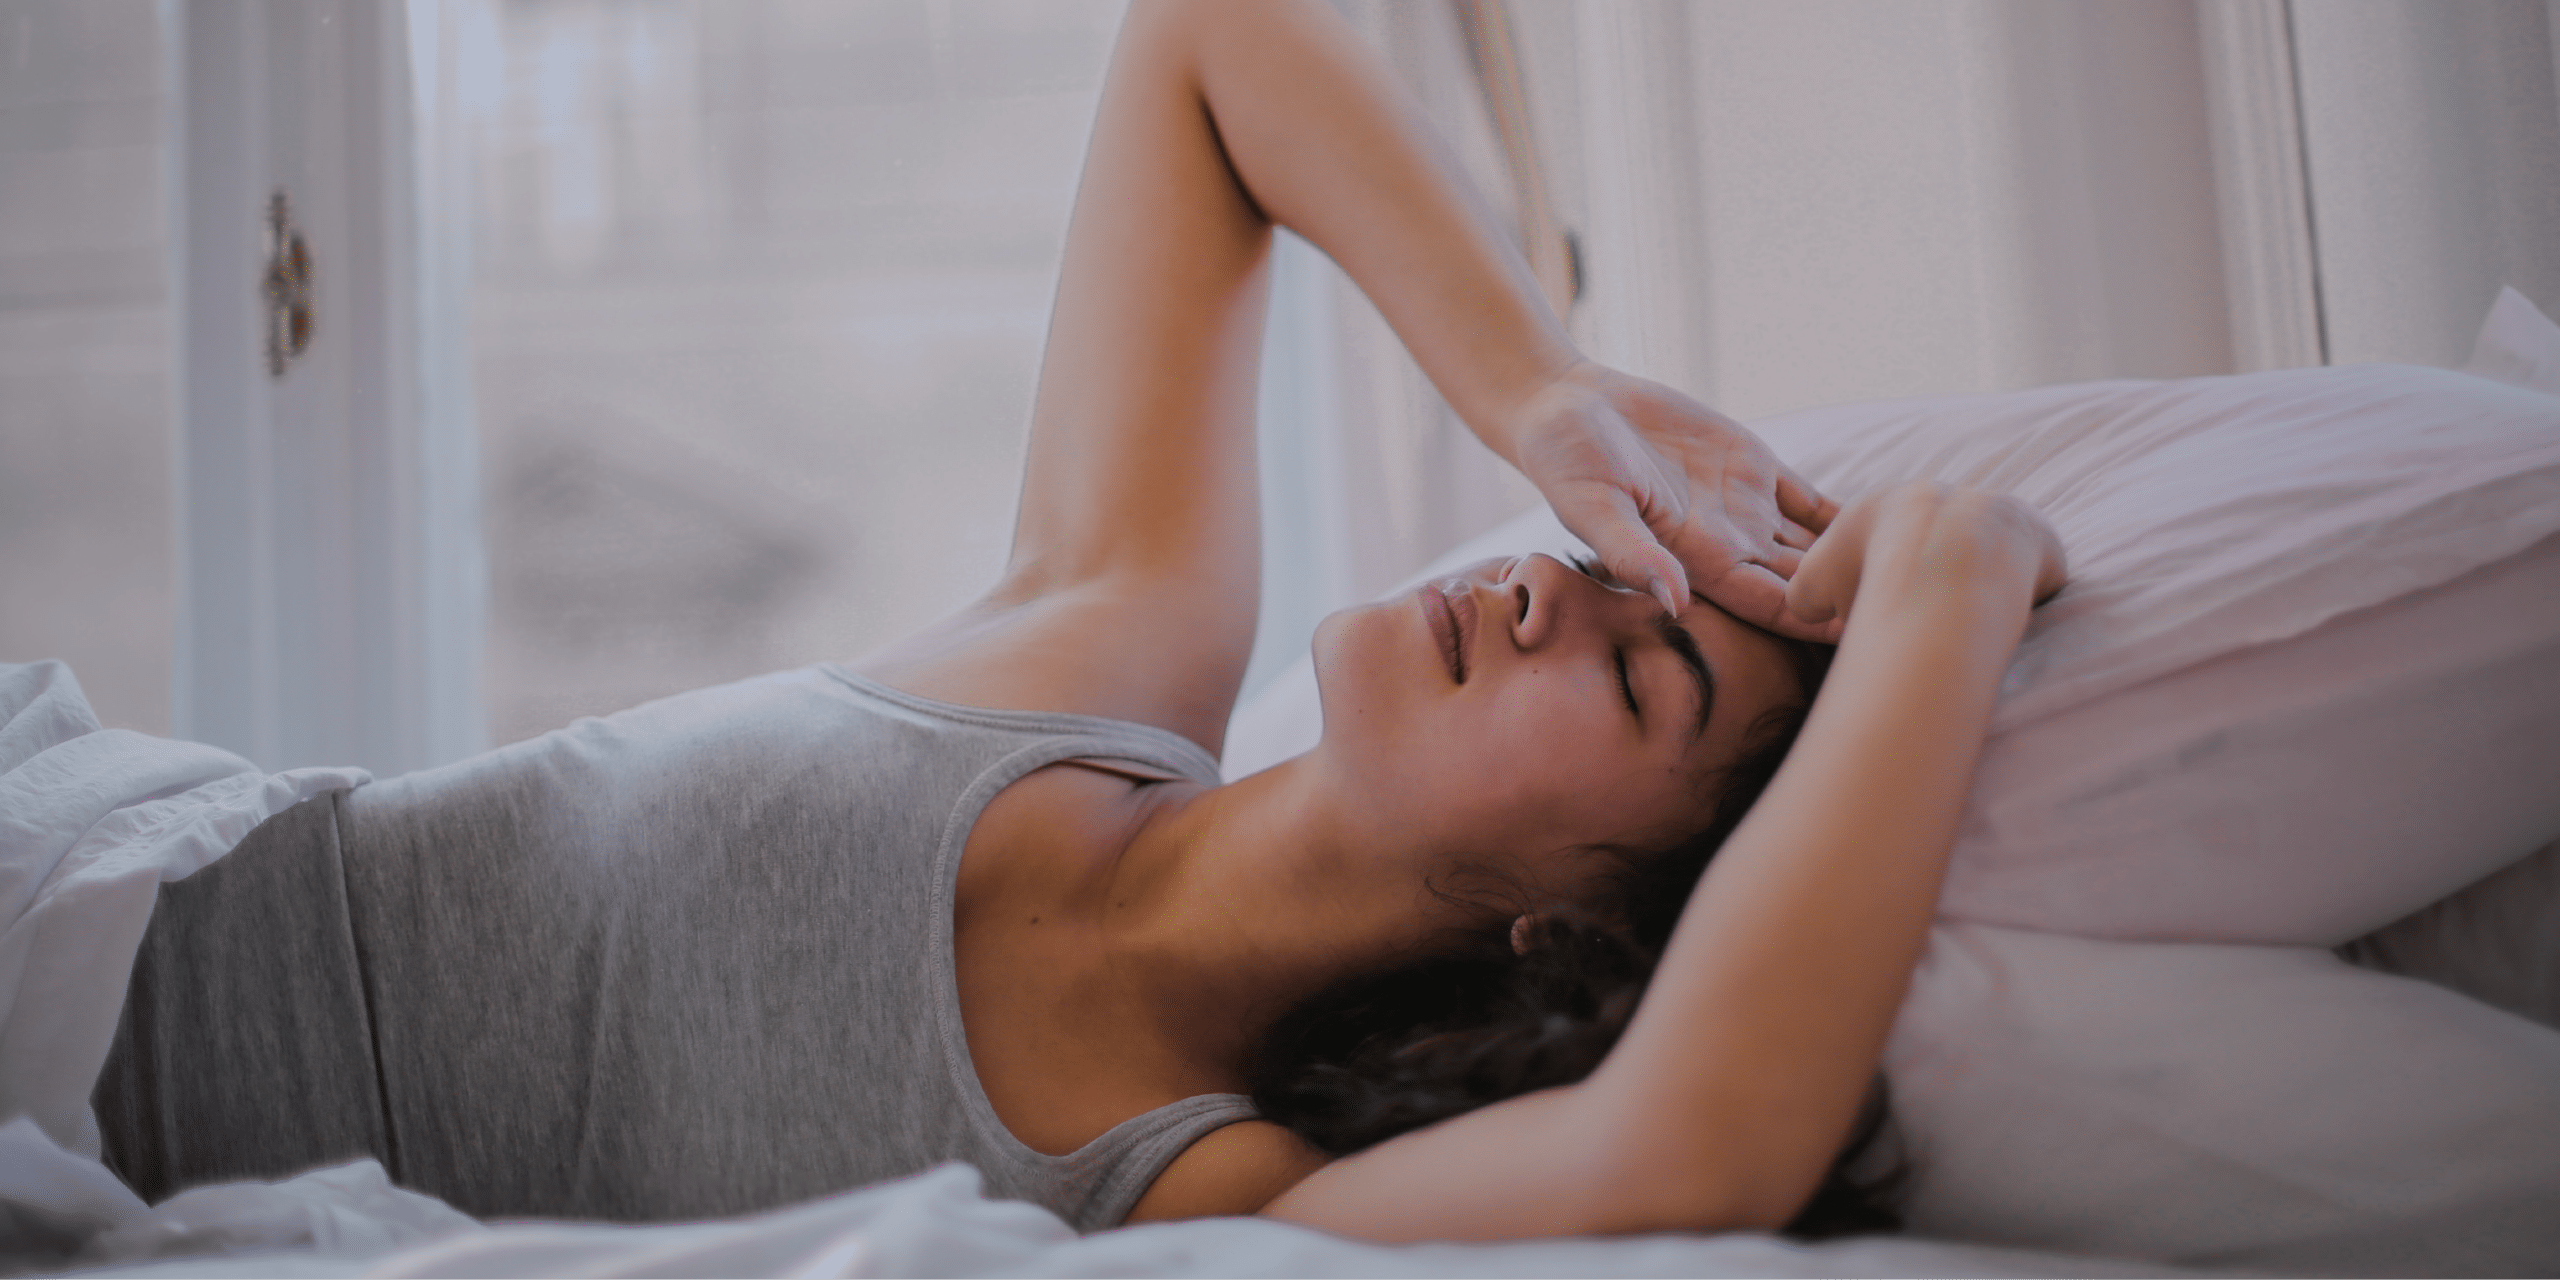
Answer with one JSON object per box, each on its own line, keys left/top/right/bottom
{"left": 859, "top": 0, "right": 1830, "bottom": 752}
{"left": 859, "top": 0, "right": 1570, "bottom": 744}
{"left": 1183, "top": 2, "right": 1840, "bottom": 637}
{"left": 1255, "top": 484, "right": 2065, "bottom": 1238}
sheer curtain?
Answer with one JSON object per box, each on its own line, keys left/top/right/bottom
{"left": 152, "top": 0, "right": 2558, "bottom": 759}
{"left": 1244, "top": 0, "right": 2560, "bottom": 703}
{"left": 1241, "top": 2, "right": 1559, "bottom": 700}
{"left": 1244, "top": 0, "right": 2234, "bottom": 697}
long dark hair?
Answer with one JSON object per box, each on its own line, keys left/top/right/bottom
{"left": 1242, "top": 636, "right": 1905, "bottom": 1237}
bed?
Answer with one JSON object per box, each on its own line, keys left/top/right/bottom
{"left": 8, "top": 290, "right": 2559, "bottom": 1278}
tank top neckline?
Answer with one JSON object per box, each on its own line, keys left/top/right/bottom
{"left": 820, "top": 663, "right": 1222, "bottom": 782}
{"left": 817, "top": 665, "right": 1256, "bottom": 1187}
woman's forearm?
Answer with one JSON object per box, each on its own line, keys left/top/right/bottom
{"left": 1584, "top": 490, "right": 2048, "bottom": 1230}
{"left": 1262, "top": 494, "right": 2049, "bottom": 1242}
{"left": 1168, "top": 0, "right": 1581, "bottom": 451}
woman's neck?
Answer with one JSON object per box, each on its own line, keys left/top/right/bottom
{"left": 1088, "top": 750, "right": 1456, "bottom": 1079}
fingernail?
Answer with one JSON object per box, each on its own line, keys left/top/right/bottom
{"left": 1648, "top": 576, "right": 1680, "bottom": 616}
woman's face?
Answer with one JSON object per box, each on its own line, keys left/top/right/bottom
{"left": 1309, "top": 553, "right": 1806, "bottom": 889}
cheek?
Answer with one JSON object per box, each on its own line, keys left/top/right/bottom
{"left": 1312, "top": 605, "right": 1401, "bottom": 710}
{"left": 1446, "top": 683, "right": 1682, "bottom": 838}
{"left": 1505, "top": 674, "right": 1719, "bottom": 830}
{"left": 1311, "top": 605, "right": 1430, "bottom": 769}
{"left": 1308, "top": 621, "right": 1697, "bottom": 847}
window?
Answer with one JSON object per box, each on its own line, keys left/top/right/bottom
{"left": 463, "top": 0, "right": 1122, "bottom": 742}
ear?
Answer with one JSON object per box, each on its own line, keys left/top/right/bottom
{"left": 1509, "top": 913, "right": 1542, "bottom": 955}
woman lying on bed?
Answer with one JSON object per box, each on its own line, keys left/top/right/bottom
{"left": 95, "top": 0, "right": 2061, "bottom": 1240}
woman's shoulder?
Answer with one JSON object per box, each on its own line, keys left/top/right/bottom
{"left": 1123, "top": 1119, "right": 1330, "bottom": 1223}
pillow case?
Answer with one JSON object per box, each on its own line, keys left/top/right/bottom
{"left": 1882, "top": 922, "right": 2560, "bottom": 1276}
{"left": 1228, "top": 293, "right": 2560, "bottom": 945}
{"left": 2341, "top": 834, "right": 2560, "bottom": 1031}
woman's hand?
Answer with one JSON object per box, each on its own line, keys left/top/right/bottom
{"left": 1783, "top": 481, "right": 2067, "bottom": 632}
{"left": 1502, "top": 364, "right": 1841, "bottom": 642}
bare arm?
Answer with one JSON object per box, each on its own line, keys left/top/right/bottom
{"left": 858, "top": 0, "right": 1577, "bottom": 749}
{"left": 1184, "top": 2, "right": 1839, "bottom": 633}
{"left": 859, "top": 0, "right": 1829, "bottom": 752}
{"left": 1253, "top": 485, "right": 2065, "bottom": 1238}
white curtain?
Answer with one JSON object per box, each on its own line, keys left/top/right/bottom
{"left": 173, "top": 2, "right": 2553, "bottom": 728}
{"left": 1240, "top": 3, "right": 1550, "bottom": 699}
{"left": 1245, "top": 0, "right": 2560, "bottom": 699}
{"left": 2275, "top": 0, "right": 2560, "bottom": 367}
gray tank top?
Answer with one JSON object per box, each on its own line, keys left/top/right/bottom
{"left": 336, "top": 664, "right": 1256, "bottom": 1229}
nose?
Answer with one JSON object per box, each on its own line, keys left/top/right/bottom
{"left": 1502, "top": 552, "right": 1624, "bottom": 650}
{"left": 1495, "top": 550, "right": 1658, "bottom": 655}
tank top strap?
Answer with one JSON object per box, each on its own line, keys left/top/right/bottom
{"left": 823, "top": 665, "right": 1259, "bottom": 1231}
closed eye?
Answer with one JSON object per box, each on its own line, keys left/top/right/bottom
{"left": 1575, "top": 557, "right": 1645, "bottom": 720}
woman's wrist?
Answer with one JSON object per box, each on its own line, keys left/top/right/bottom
{"left": 1795, "top": 484, "right": 2059, "bottom": 639}
{"left": 1454, "top": 347, "right": 1593, "bottom": 467}
{"left": 1174, "top": 0, "right": 1582, "bottom": 463}
{"left": 1856, "top": 503, "right": 2051, "bottom": 634}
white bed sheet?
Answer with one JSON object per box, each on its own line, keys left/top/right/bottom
{"left": 53, "top": 1158, "right": 2198, "bottom": 1280}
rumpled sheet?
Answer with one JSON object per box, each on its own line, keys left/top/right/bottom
{"left": 36, "top": 1144, "right": 2184, "bottom": 1279}
{"left": 0, "top": 661, "right": 370, "bottom": 1273}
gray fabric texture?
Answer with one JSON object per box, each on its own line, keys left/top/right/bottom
{"left": 96, "top": 665, "right": 1256, "bottom": 1230}
{"left": 94, "top": 789, "right": 389, "bottom": 1202}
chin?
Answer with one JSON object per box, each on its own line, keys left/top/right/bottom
{"left": 1306, "top": 600, "right": 1410, "bottom": 754}
{"left": 1305, "top": 605, "right": 1361, "bottom": 718}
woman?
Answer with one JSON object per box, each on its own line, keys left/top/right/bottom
{"left": 95, "top": 0, "right": 2062, "bottom": 1241}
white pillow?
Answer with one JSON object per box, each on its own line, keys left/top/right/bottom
{"left": 2342, "top": 834, "right": 2560, "bottom": 1031}
{"left": 1220, "top": 290, "right": 2560, "bottom": 1273}
{"left": 1230, "top": 292, "right": 2560, "bottom": 946}
{"left": 1883, "top": 923, "right": 2560, "bottom": 1275}
{"left": 2465, "top": 285, "right": 2560, "bottom": 395}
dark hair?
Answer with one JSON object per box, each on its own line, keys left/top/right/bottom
{"left": 1242, "top": 636, "right": 1906, "bottom": 1237}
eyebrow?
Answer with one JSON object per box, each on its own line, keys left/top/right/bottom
{"left": 1570, "top": 556, "right": 1716, "bottom": 742}
{"left": 1654, "top": 607, "right": 1717, "bottom": 745}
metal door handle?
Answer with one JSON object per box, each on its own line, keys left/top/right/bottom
{"left": 263, "top": 191, "right": 314, "bottom": 377}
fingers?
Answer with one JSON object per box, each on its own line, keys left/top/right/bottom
{"left": 2028, "top": 512, "right": 2069, "bottom": 605}
{"left": 1561, "top": 488, "right": 1692, "bottom": 617}
{"left": 1783, "top": 493, "right": 1877, "bottom": 628}
{"left": 1981, "top": 490, "right": 2069, "bottom": 605}
{"left": 1753, "top": 542, "right": 1806, "bottom": 579}
{"left": 1624, "top": 540, "right": 1688, "bottom": 618}
{"left": 1777, "top": 470, "right": 1839, "bottom": 535}
{"left": 1704, "top": 562, "right": 1842, "bottom": 643}
{"left": 1782, "top": 563, "right": 1846, "bottom": 628}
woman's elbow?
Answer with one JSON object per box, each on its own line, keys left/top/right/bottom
{"left": 1603, "top": 1165, "right": 1807, "bottom": 1238}
{"left": 1576, "top": 1113, "right": 1818, "bottom": 1237}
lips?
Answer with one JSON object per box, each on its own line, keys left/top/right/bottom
{"left": 1420, "top": 578, "right": 1479, "bottom": 684}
